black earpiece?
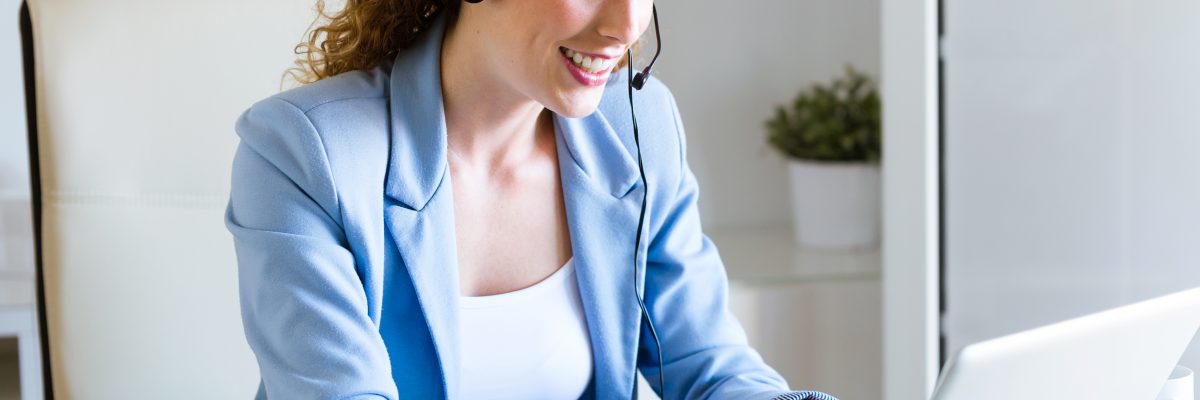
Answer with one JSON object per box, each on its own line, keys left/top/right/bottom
{"left": 631, "top": 6, "right": 661, "bottom": 91}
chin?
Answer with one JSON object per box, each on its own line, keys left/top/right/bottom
{"left": 546, "top": 91, "right": 605, "bottom": 118}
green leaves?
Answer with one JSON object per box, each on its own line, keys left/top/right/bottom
{"left": 766, "top": 65, "right": 881, "bottom": 162}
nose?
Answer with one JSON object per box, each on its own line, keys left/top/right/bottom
{"left": 595, "top": 0, "right": 650, "bottom": 46}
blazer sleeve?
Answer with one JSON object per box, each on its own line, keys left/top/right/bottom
{"left": 637, "top": 94, "right": 838, "bottom": 400}
{"left": 225, "top": 97, "right": 399, "bottom": 399}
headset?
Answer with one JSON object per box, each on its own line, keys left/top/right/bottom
{"left": 627, "top": 5, "right": 664, "bottom": 398}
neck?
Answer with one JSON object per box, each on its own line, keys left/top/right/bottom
{"left": 440, "top": 19, "right": 552, "bottom": 172}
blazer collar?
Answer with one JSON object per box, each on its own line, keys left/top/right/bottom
{"left": 383, "top": 14, "right": 639, "bottom": 210}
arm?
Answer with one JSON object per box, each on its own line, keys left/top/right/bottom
{"left": 636, "top": 95, "right": 838, "bottom": 400}
{"left": 225, "top": 97, "right": 398, "bottom": 399}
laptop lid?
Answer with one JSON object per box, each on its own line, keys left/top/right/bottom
{"left": 932, "top": 287, "right": 1200, "bottom": 400}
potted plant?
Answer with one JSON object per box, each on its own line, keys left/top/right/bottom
{"left": 766, "top": 66, "right": 881, "bottom": 249}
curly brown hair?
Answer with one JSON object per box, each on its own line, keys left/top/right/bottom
{"left": 287, "top": 0, "right": 638, "bottom": 86}
{"left": 286, "top": 0, "right": 461, "bottom": 85}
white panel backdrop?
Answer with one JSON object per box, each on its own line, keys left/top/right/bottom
{"left": 943, "top": 0, "right": 1200, "bottom": 385}
{"left": 1, "top": 0, "right": 29, "bottom": 200}
{"left": 655, "top": 0, "right": 880, "bottom": 228}
{"left": 2, "top": 0, "right": 35, "bottom": 290}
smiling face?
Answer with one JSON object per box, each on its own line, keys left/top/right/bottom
{"left": 451, "top": 0, "right": 655, "bottom": 118}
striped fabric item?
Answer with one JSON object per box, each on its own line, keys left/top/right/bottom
{"left": 772, "top": 391, "right": 839, "bottom": 400}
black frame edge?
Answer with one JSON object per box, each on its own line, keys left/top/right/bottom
{"left": 19, "top": 1, "right": 54, "bottom": 398}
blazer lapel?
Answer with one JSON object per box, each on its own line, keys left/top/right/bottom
{"left": 554, "top": 112, "right": 645, "bottom": 399}
{"left": 384, "top": 195, "right": 461, "bottom": 400}
{"left": 382, "top": 14, "right": 463, "bottom": 400}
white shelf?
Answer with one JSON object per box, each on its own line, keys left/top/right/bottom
{"left": 712, "top": 225, "right": 883, "bottom": 399}
{"left": 707, "top": 226, "right": 882, "bottom": 286}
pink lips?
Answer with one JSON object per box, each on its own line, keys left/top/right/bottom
{"left": 560, "top": 48, "right": 615, "bottom": 87}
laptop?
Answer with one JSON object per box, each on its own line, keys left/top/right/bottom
{"left": 932, "top": 287, "right": 1200, "bottom": 400}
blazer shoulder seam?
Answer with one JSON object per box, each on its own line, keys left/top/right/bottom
{"left": 266, "top": 96, "right": 347, "bottom": 230}
{"left": 295, "top": 95, "right": 387, "bottom": 114}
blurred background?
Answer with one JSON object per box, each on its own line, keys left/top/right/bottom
{"left": 1, "top": 0, "right": 1198, "bottom": 399}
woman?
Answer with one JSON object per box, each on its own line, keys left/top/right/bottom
{"left": 225, "top": 0, "right": 836, "bottom": 399}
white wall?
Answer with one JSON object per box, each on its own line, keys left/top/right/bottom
{"left": 1, "top": 3, "right": 40, "bottom": 399}
{"left": 944, "top": 0, "right": 1200, "bottom": 380}
{"left": 2, "top": 0, "right": 35, "bottom": 295}
{"left": 1, "top": 0, "right": 29, "bottom": 201}
{"left": 655, "top": 0, "right": 880, "bottom": 228}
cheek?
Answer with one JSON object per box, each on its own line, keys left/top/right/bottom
{"left": 555, "top": 4, "right": 594, "bottom": 33}
{"left": 499, "top": 6, "right": 572, "bottom": 71}
{"left": 530, "top": 0, "right": 598, "bottom": 47}
{"left": 640, "top": 2, "right": 655, "bottom": 32}
{"left": 541, "top": 0, "right": 592, "bottom": 27}
{"left": 510, "top": 1, "right": 587, "bottom": 36}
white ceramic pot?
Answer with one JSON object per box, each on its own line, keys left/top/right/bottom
{"left": 786, "top": 159, "right": 881, "bottom": 249}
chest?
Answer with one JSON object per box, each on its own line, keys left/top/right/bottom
{"left": 450, "top": 158, "right": 573, "bottom": 297}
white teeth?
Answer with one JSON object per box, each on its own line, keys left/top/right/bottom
{"left": 561, "top": 47, "right": 613, "bottom": 74}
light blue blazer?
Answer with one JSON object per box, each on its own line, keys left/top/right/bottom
{"left": 225, "top": 14, "right": 835, "bottom": 400}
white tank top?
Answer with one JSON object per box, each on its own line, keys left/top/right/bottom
{"left": 458, "top": 257, "right": 594, "bottom": 399}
